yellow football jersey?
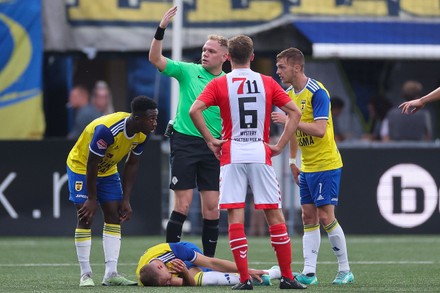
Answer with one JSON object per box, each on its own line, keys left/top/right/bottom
{"left": 136, "top": 242, "right": 199, "bottom": 285}
{"left": 136, "top": 243, "right": 173, "bottom": 283}
{"left": 66, "top": 112, "right": 147, "bottom": 177}
{"left": 287, "top": 79, "right": 343, "bottom": 172}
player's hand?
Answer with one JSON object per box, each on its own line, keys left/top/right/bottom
{"left": 399, "top": 98, "right": 424, "bottom": 114}
{"left": 249, "top": 269, "right": 266, "bottom": 283}
{"left": 271, "top": 111, "right": 286, "bottom": 125}
{"left": 119, "top": 199, "right": 133, "bottom": 223}
{"left": 78, "top": 199, "right": 98, "bottom": 224}
{"left": 159, "top": 5, "right": 177, "bottom": 28}
{"left": 170, "top": 259, "right": 196, "bottom": 286}
{"left": 290, "top": 164, "right": 300, "bottom": 185}
{"left": 267, "top": 143, "right": 282, "bottom": 157}
{"left": 169, "top": 259, "right": 187, "bottom": 275}
{"left": 207, "top": 138, "right": 227, "bottom": 160}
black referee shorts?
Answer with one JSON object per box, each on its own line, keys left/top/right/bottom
{"left": 169, "top": 131, "right": 220, "bottom": 191}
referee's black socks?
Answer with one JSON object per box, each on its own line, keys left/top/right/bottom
{"left": 166, "top": 211, "right": 187, "bottom": 243}
{"left": 202, "top": 218, "right": 219, "bottom": 257}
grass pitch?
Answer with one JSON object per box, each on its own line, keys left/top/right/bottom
{"left": 0, "top": 235, "right": 439, "bottom": 292}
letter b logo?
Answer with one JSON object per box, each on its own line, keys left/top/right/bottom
{"left": 377, "top": 164, "right": 438, "bottom": 228}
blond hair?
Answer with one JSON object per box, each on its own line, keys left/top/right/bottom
{"left": 139, "top": 264, "right": 161, "bottom": 286}
{"left": 208, "top": 34, "right": 228, "bottom": 49}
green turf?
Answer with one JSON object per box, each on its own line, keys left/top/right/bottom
{"left": 1, "top": 235, "right": 440, "bottom": 292}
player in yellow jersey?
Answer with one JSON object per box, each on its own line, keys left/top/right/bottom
{"left": 66, "top": 96, "right": 158, "bottom": 287}
{"left": 136, "top": 241, "right": 281, "bottom": 287}
{"left": 272, "top": 48, "right": 354, "bottom": 285}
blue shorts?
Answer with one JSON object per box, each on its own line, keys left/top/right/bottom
{"left": 299, "top": 168, "right": 341, "bottom": 207}
{"left": 180, "top": 242, "right": 211, "bottom": 272}
{"left": 67, "top": 166, "right": 123, "bottom": 204}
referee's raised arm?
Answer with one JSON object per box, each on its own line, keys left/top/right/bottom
{"left": 148, "top": 5, "right": 177, "bottom": 71}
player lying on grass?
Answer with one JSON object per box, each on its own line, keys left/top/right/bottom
{"left": 136, "top": 242, "right": 281, "bottom": 286}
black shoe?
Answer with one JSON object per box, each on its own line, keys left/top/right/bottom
{"left": 232, "top": 279, "right": 253, "bottom": 290}
{"left": 279, "top": 277, "right": 307, "bottom": 289}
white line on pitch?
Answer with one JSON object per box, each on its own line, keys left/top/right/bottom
{"left": 250, "top": 261, "right": 435, "bottom": 265}
{"left": 0, "top": 260, "right": 435, "bottom": 267}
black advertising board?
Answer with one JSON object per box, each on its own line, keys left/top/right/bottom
{"left": 0, "top": 139, "right": 162, "bottom": 236}
{"left": 338, "top": 147, "right": 440, "bottom": 234}
{"left": 1, "top": 141, "right": 439, "bottom": 235}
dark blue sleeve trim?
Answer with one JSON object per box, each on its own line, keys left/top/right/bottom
{"left": 89, "top": 125, "right": 115, "bottom": 156}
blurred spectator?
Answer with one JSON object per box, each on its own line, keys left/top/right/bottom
{"left": 381, "top": 80, "right": 432, "bottom": 142}
{"left": 363, "top": 94, "right": 392, "bottom": 141}
{"left": 91, "top": 80, "right": 114, "bottom": 115}
{"left": 66, "top": 85, "right": 101, "bottom": 140}
{"left": 331, "top": 96, "right": 345, "bottom": 142}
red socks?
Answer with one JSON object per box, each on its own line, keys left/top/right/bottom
{"left": 270, "top": 223, "right": 293, "bottom": 279}
{"left": 229, "top": 223, "right": 293, "bottom": 281}
{"left": 229, "top": 223, "right": 249, "bottom": 282}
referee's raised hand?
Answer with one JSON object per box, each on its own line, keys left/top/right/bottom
{"left": 160, "top": 5, "right": 177, "bottom": 29}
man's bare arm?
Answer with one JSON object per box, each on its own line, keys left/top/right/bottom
{"left": 149, "top": 6, "right": 177, "bottom": 71}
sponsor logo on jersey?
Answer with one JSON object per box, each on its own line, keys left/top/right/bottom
{"left": 96, "top": 139, "right": 107, "bottom": 150}
{"left": 301, "top": 100, "right": 306, "bottom": 111}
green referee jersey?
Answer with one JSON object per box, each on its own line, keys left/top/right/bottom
{"left": 162, "top": 58, "right": 223, "bottom": 138}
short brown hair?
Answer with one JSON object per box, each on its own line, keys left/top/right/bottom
{"left": 228, "top": 35, "right": 253, "bottom": 65}
{"left": 72, "top": 85, "right": 89, "bottom": 98}
{"left": 402, "top": 80, "right": 423, "bottom": 101}
{"left": 276, "top": 47, "right": 305, "bottom": 68}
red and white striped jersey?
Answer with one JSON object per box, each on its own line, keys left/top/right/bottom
{"left": 198, "top": 68, "right": 291, "bottom": 166}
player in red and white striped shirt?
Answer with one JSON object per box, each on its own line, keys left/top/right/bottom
{"left": 190, "top": 35, "right": 305, "bottom": 290}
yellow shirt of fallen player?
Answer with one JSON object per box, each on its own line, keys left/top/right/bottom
{"left": 67, "top": 112, "right": 147, "bottom": 176}
{"left": 136, "top": 242, "right": 206, "bottom": 286}
{"left": 287, "top": 78, "right": 343, "bottom": 172}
